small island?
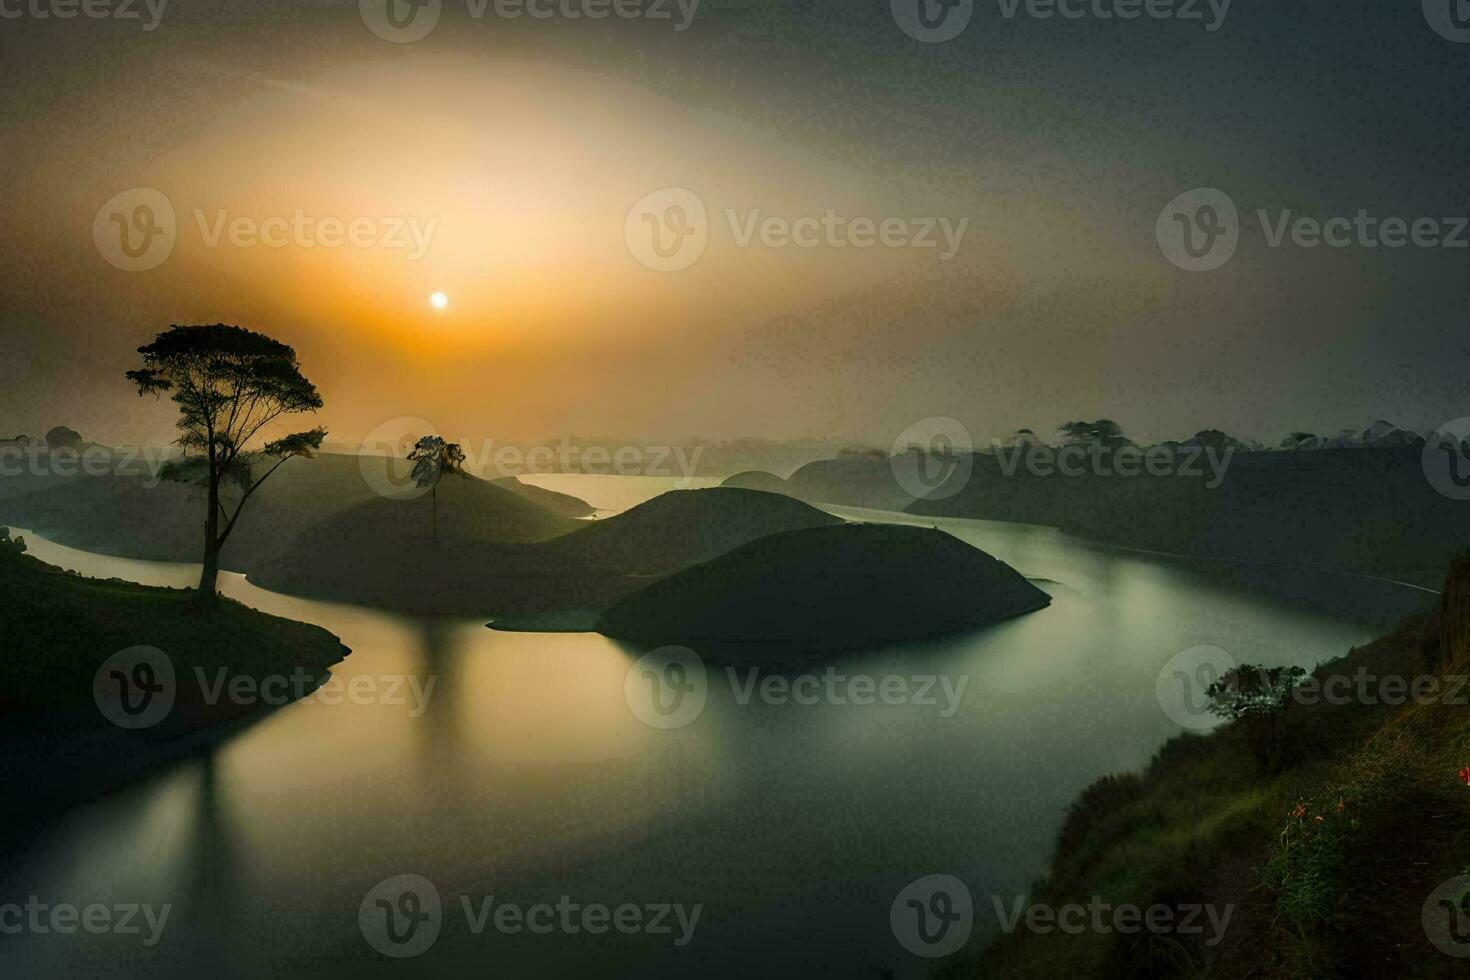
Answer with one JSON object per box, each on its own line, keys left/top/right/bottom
{"left": 595, "top": 522, "right": 1051, "bottom": 655}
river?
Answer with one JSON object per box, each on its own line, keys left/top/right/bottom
{"left": 0, "top": 477, "right": 1432, "bottom": 978}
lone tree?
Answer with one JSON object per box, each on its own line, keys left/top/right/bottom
{"left": 407, "top": 435, "right": 465, "bottom": 547}
{"left": 44, "top": 425, "right": 83, "bottom": 450}
{"left": 1206, "top": 663, "right": 1306, "bottom": 772}
{"left": 127, "top": 324, "right": 325, "bottom": 598}
{"left": 1058, "top": 419, "right": 1133, "bottom": 451}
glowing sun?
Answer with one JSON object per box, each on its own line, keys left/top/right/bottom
{"left": 429, "top": 291, "right": 449, "bottom": 311}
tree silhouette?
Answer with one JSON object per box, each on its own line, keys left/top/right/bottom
{"left": 407, "top": 435, "right": 466, "bottom": 547}
{"left": 127, "top": 324, "right": 325, "bottom": 598}
{"left": 44, "top": 425, "right": 83, "bottom": 450}
{"left": 1057, "top": 419, "right": 1133, "bottom": 450}
{"left": 1206, "top": 664, "right": 1306, "bottom": 772}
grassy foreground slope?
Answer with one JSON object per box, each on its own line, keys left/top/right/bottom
{"left": 0, "top": 529, "right": 348, "bottom": 835}
{"left": 978, "top": 555, "right": 1470, "bottom": 978}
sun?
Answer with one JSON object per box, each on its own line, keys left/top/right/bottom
{"left": 429, "top": 291, "right": 449, "bottom": 311}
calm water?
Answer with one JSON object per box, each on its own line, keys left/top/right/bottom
{"left": 0, "top": 477, "right": 1431, "bottom": 978}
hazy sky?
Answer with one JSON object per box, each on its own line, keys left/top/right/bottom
{"left": 2, "top": 0, "right": 1467, "bottom": 449}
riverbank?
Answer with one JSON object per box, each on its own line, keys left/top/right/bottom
{"left": 0, "top": 528, "right": 349, "bottom": 841}
{"left": 979, "top": 554, "right": 1470, "bottom": 977}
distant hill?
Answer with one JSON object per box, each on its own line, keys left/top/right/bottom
{"left": 721, "top": 470, "right": 792, "bottom": 494}
{"left": 489, "top": 476, "right": 596, "bottom": 518}
{"left": 596, "top": 523, "right": 1050, "bottom": 655}
{"left": 908, "top": 447, "right": 1470, "bottom": 589}
{"left": 782, "top": 454, "right": 917, "bottom": 511}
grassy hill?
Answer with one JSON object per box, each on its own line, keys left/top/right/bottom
{"left": 596, "top": 523, "right": 1050, "bottom": 656}
{"left": 0, "top": 528, "right": 348, "bottom": 835}
{"left": 977, "top": 554, "right": 1470, "bottom": 977}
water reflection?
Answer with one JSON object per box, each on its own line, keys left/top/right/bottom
{"left": 0, "top": 513, "right": 1432, "bottom": 979}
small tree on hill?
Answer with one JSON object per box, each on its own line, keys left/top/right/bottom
{"left": 1058, "top": 419, "right": 1133, "bottom": 451}
{"left": 1207, "top": 664, "right": 1306, "bottom": 772}
{"left": 407, "top": 435, "right": 465, "bottom": 547}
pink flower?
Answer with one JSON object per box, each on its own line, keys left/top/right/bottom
{"left": 1459, "top": 765, "right": 1470, "bottom": 786}
{"left": 1289, "top": 803, "right": 1306, "bottom": 819}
